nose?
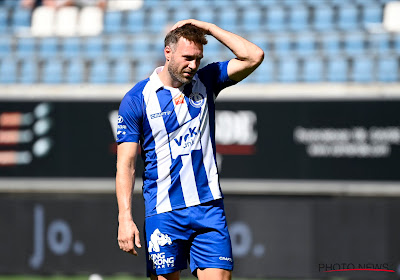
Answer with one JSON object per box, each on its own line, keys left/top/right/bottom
{"left": 188, "top": 59, "right": 197, "bottom": 70}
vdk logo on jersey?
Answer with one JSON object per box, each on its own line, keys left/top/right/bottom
{"left": 189, "top": 92, "right": 205, "bottom": 108}
{"left": 148, "top": 228, "right": 172, "bottom": 253}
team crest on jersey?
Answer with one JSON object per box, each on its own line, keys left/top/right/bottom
{"left": 189, "top": 92, "right": 205, "bottom": 108}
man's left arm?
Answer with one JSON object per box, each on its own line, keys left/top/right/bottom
{"left": 172, "top": 19, "right": 265, "bottom": 82}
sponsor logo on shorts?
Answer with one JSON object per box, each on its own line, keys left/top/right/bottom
{"left": 148, "top": 228, "right": 172, "bottom": 253}
{"left": 219, "top": 256, "right": 233, "bottom": 262}
{"left": 149, "top": 252, "right": 175, "bottom": 269}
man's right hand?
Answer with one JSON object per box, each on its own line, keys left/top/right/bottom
{"left": 118, "top": 218, "right": 142, "bottom": 256}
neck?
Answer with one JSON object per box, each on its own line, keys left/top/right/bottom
{"left": 158, "top": 64, "right": 183, "bottom": 88}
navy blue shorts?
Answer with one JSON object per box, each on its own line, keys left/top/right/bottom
{"left": 144, "top": 199, "right": 233, "bottom": 276}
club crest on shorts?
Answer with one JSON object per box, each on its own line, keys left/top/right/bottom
{"left": 189, "top": 92, "right": 205, "bottom": 108}
{"left": 148, "top": 228, "right": 172, "bottom": 253}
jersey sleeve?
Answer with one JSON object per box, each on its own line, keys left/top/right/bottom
{"left": 116, "top": 94, "right": 143, "bottom": 143}
{"left": 197, "top": 60, "right": 238, "bottom": 97}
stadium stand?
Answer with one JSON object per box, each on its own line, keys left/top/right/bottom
{"left": 0, "top": 0, "right": 399, "bottom": 83}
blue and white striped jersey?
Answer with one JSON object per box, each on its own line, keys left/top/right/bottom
{"left": 117, "top": 61, "right": 237, "bottom": 217}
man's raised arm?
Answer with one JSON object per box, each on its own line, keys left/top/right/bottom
{"left": 171, "top": 19, "right": 265, "bottom": 82}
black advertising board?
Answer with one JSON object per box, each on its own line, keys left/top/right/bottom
{"left": 1, "top": 193, "right": 398, "bottom": 279}
{"left": 1, "top": 100, "right": 400, "bottom": 180}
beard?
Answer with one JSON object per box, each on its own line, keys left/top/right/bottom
{"left": 168, "top": 59, "right": 193, "bottom": 85}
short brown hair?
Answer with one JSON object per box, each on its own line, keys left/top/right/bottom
{"left": 164, "top": 24, "right": 208, "bottom": 49}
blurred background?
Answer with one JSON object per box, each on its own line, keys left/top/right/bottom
{"left": 1, "top": 0, "right": 400, "bottom": 279}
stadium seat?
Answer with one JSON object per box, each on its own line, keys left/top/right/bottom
{"left": 321, "top": 32, "right": 341, "bottom": 55}
{"left": 377, "top": 56, "right": 398, "bottom": 82}
{"left": 15, "top": 37, "right": 36, "bottom": 58}
{"left": 273, "top": 35, "right": 292, "bottom": 55}
{"left": 104, "top": 11, "right": 123, "bottom": 34}
{"left": 0, "top": 58, "right": 17, "bottom": 84}
{"left": 312, "top": 4, "right": 334, "bottom": 31}
{"left": 65, "top": 59, "right": 85, "bottom": 84}
{"left": 361, "top": 3, "right": 382, "bottom": 26}
{"left": 294, "top": 33, "right": 316, "bottom": 56}
{"left": 54, "top": 6, "right": 79, "bottom": 36}
{"left": 395, "top": 34, "right": 400, "bottom": 54}
{"left": 31, "top": 6, "right": 55, "bottom": 37}
{"left": 83, "top": 37, "right": 104, "bottom": 59}
{"left": 344, "top": 32, "right": 365, "bottom": 55}
{"left": 171, "top": 7, "right": 192, "bottom": 23}
{"left": 126, "top": 10, "right": 145, "bottom": 33}
{"left": 242, "top": 7, "right": 263, "bottom": 32}
{"left": 38, "top": 37, "right": 59, "bottom": 58}
{"left": 78, "top": 6, "right": 103, "bottom": 36}
{"left": 383, "top": 1, "right": 400, "bottom": 32}
{"left": 351, "top": 55, "right": 374, "bottom": 82}
{"left": 11, "top": 8, "right": 31, "bottom": 32}
{"left": 326, "top": 56, "right": 348, "bottom": 82}
{"left": 216, "top": 7, "right": 238, "bottom": 32}
{"left": 266, "top": 5, "right": 286, "bottom": 32}
{"left": 302, "top": 57, "right": 324, "bottom": 82}
{"left": 135, "top": 59, "right": 156, "bottom": 81}
{"left": 0, "top": 36, "right": 12, "bottom": 58}
{"left": 19, "top": 58, "right": 38, "bottom": 84}
{"left": 2, "top": 0, "right": 19, "bottom": 7}
{"left": 89, "top": 60, "right": 110, "bottom": 83}
{"left": 112, "top": 59, "right": 132, "bottom": 83}
{"left": 131, "top": 36, "right": 153, "bottom": 58}
{"left": 253, "top": 59, "right": 274, "bottom": 83}
{"left": 192, "top": 7, "right": 214, "bottom": 23}
{"left": 148, "top": 8, "right": 168, "bottom": 33}
{"left": 369, "top": 33, "right": 390, "bottom": 54}
{"left": 277, "top": 57, "right": 298, "bottom": 83}
{"left": 0, "top": 7, "right": 9, "bottom": 34}
{"left": 61, "top": 37, "right": 81, "bottom": 58}
{"left": 288, "top": 5, "right": 309, "bottom": 31}
{"left": 42, "top": 59, "right": 64, "bottom": 84}
{"left": 337, "top": 4, "right": 359, "bottom": 30}
{"left": 107, "top": 36, "right": 127, "bottom": 59}
{"left": 248, "top": 35, "right": 269, "bottom": 56}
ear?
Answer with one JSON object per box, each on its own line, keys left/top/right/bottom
{"left": 165, "top": 46, "right": 172, "bottom": 61}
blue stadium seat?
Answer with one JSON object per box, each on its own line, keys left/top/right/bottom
{"left": 148, "top": 8, "right": 168, "bottom": 33}
{"left": 0, "top": 7, "right": 9, "bottom": 34}
{"left": 377, "top": 56, "right": 398, "bottom": 82}
{"left": 266, "top": 5, "right": 286, "bottom": 32}
{"left": 11, "top": 8, "right": 31, "bottom": 31}
{"left": 242, "top": 7, "right": 262, "bottom": 32}
{"left": 0, "top": 58, "right": 17, "bottom": 84}
{"left": 294, "top": 33, "right": 316, "bottom": 56}
{"left": 126, "top": 10, "right": 145, "bottom": 33}
{"left": 107, "top": 36, "right": 127, "bottom": 59}
{"left": 326, "top": 56, "right": 348, "bottom": 82}
{"left": 171, "top": 7, "right": 192, "bottom": 23}
{"left": 248, "top": 35, "right": 269, "bottom": 56}
{"left": 61, "top": 37, "right": 81, "bottom": 58}
{"left": 337, "top": 4, "right": 359, "bottom": 30}
{"left": 344, "top": 32, "right": 365, "bottom": 55}
{"left": 321, "top": 33, "right": 341, "bottom": 55}
{"left": 89, "top": 60, "right": 110, "bottom": 83}
{"left": 42, "top": 59, "right": 64, "bottom": 84}
{"left": 135, "top": 60, "right": 155, "bottom": 81}
{"left": 273, "top": 35, "right": 292, "bottom": 55}
{"left": 217, "top": 7, "right": 238, "bottom": 32}
{"left": 302, "top": 57, "right": 324, "bottom": 82}
{"left": 192, "top": 7, "right": 214, "bottom": 23}
{"left": 112, "top": 59, "right": 132, "bottom": 83}
{"left": 313, "top": 4, "right": 334, "bottom": 31}
{"left": 38, "top": 37, "right": 59, "bottom": 58}
{"left": 203, "top": 37, "right": 221, "bottom": 57}
{"left": 253, "top": 59, "right": 274, "bottom": 83}
{"left": 369, "top": 33, "right": 390, "bottom": 54}
{"left": 65, "top": 59, "right": 85, "bottom": 84}
{"left": 351, "top": 56, "right": 374, "bottom": 82}
{"left": 2, "top": 0, "right": 19, "bottom": 7}
{"left": 19, "top": 58, "right": 37, "bottom": 84}
{"left": 0, "top": 36, "right": 12, "bottom": 58}
{"left": 104, "top": 11, "right": 123, "bottom": 34}
{"left": 131, "top": 36, "right": 152, "bottom": 58}
{"left": 83, "top": 37, "right": 104, "bottom": 59}
{"left": 288, "top": 5, "right": 309, "bottom": 31}
{"left": 394, "top": 34, "right": 400, "bottom": 54}
{"left": 361, "top": 3, "right": 382, "bottom": 25}
{"left": 278, "top": 57, "right": 298, "bottom": 82}
{"left": 15, "top": 37, "right": 36, "bottom": 58}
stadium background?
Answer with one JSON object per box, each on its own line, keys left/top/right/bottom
{"left": 1, "top": 0, "right": 400, "bottom": 279}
